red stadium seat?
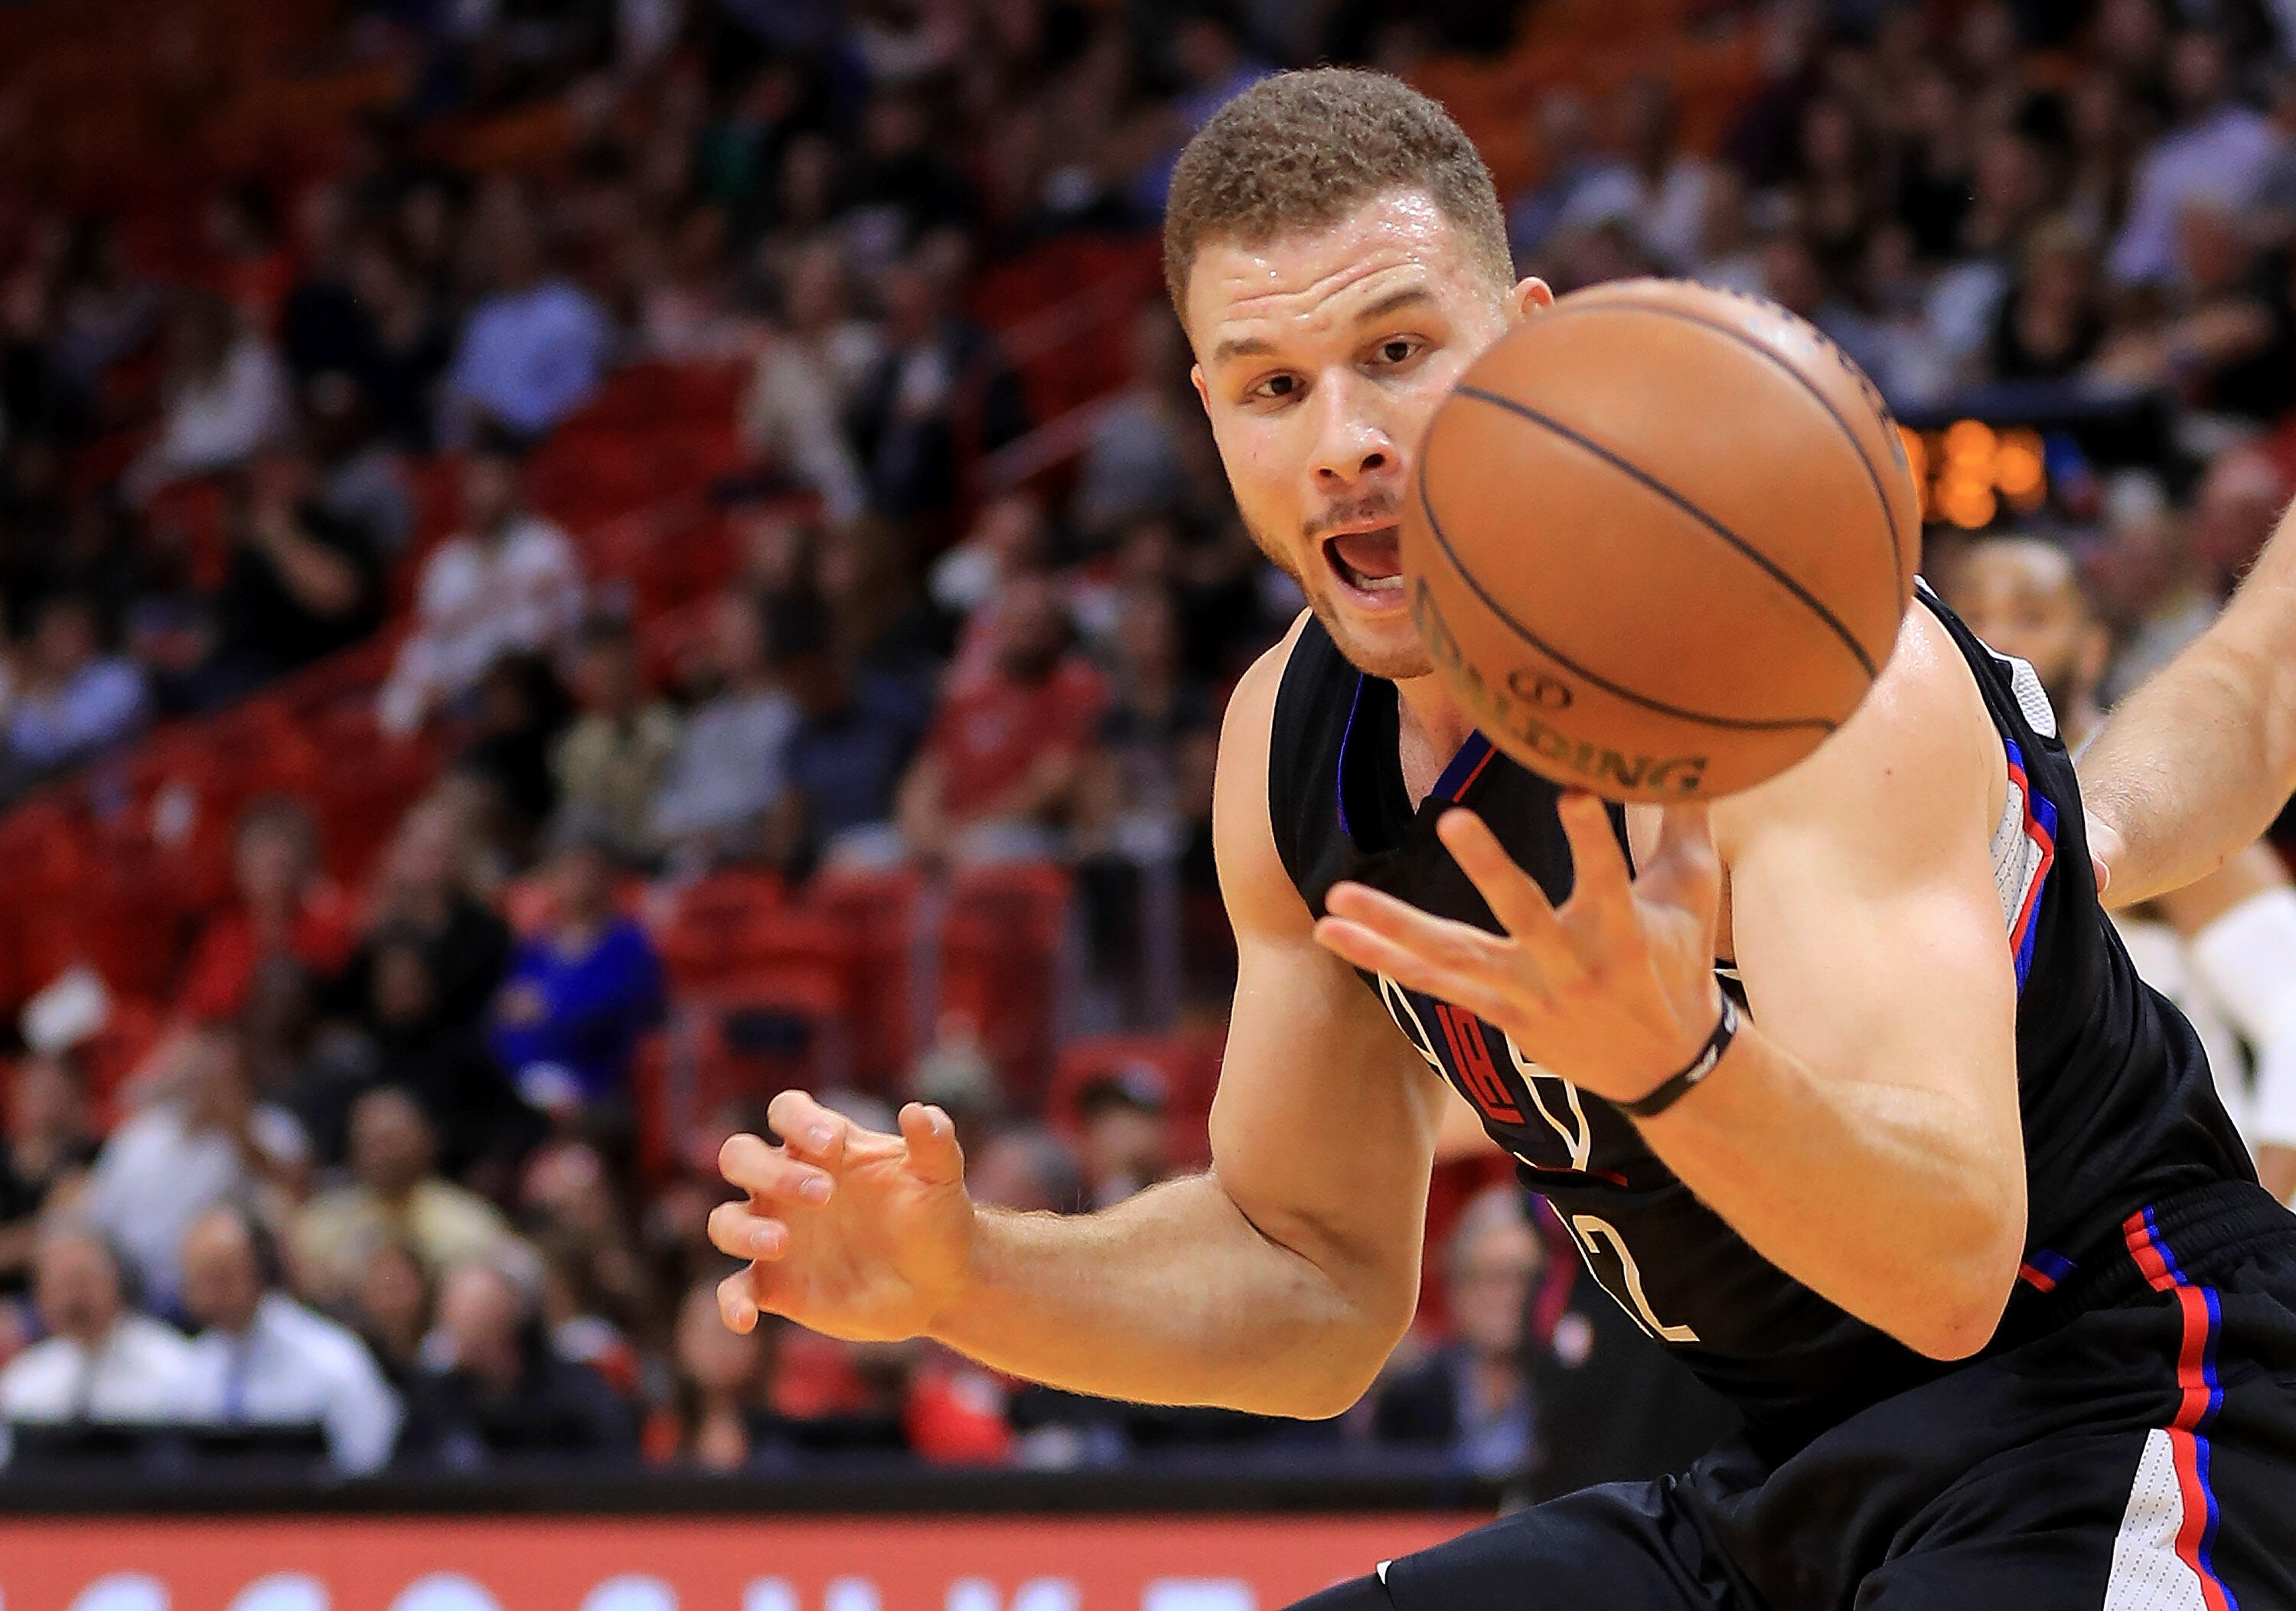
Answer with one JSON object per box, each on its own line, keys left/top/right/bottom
{"left": 938, "top": 861, "right": 1074, "bottom": 1106}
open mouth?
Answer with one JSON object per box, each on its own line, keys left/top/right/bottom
{"left": 1323, "top": 526, "right": 1405, "bottom": 598}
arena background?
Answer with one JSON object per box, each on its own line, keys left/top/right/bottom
{"left": 0, "top": 0, "right": 2291, "bottom": 1601}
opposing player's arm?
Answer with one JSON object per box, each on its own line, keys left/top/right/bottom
{"left": 2149, "top": 845, "right": 2296, "bottom": 1204}
{"left": 713, "top": 624, "right": 1446, "bottom": 1419}
{"left": 2081, "top": 500, "right": 2296, "bottom": 908}
{"left": 1675, "top": 611, "right": 2027, "bottom": 1358}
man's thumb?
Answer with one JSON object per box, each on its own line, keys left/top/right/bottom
{"left": 899, "top": 1102, "right": 965, "bottom": 1187}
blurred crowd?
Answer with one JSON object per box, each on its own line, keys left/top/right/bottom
{"left": 0, "top": 0, "right": 2288, "bottom": 1487}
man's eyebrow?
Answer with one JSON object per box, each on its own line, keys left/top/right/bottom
{"left": 1210, "top": 333, "right": 1275, "bottom": 365}
{"left": 1353, "top": 285, "right": 1438, "bottom": 324}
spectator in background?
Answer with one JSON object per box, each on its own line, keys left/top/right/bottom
{"left": 968, "top": 1123, "right": 1084, "bottom": 1215}
{"left": 344, "top": 236, "right": 455, "bottom": 454}
{"left": 848, "top": 245, "right": 1028, "bottom": 521}
{"left": 740, "top": 239, "right": 881, "bottom": 525}
{"left": 203, "top": 178, "right": 293, "bottom": 331}
{"left": 842, "top": 90, "right": 978, "bottom": 273}
{"left": 178, "top": 1205, "right": 403, "bottom": 1476}
{"left": 1986, "top": 215, "right": 2107, "bottom": 383}
{"left": 488, "top": 816, "right": 664, "bottom": 1129}
{"left": 1508, "top": 90, "right": 1606, "bottom": 263}
{"left": 123, "top": 289, "right": 292, "bottom": 504}
{"left": 2111, "top": 29, "right": 2276, "bottom": 288}
{"left": 178, "top": 797, "right": 356, "bottom": 1024}
{"left": 198, "top": 452, "right": 386, "bottom": 702}
{"left": 401, "top": 1251, "right": 636, "bottom": 1468}
{"left": 2096, "top": 198, "right": 2296, "bottom": 418}
{"left": 302, "top": 370, "right": 415, "bottom": 560}
{"left": 1133, "top": 8, "right": 1272, "bottom": 216}
{"left": 552, "top": 615, "right": 683, "bottom": 865}
{"left": 1070, "top": 305, "right": 1201, "bottom": 546}
{"left": 0, "top": 1052, "right": 97, "bottom": 1297}
{"left": 2190, "top": 443, "right": 2292, "bottom": 593}
{"left": 2, "top": 591, "right": 147, "bottom": 792}
{"left": 452, "top": 649, "right": 576, "bottom": 844}
{"left": 298, "top": 1087, "right": 510, "bottom": 1307}
{"left": 79, "top": 1022, "right": 307, "bottom": 1315}
{"left": 1073, "top": 1063, "right": 1172, "bottom": 1211}
{"left": 930, "top": 491, "right": 1052, "bottom": 667}
{"left": 348, "top": 1238, "right": 432, "bottom": 1392}
{"left": 1373, "top": 1185, "right": 1541, "bottom": 1479}
{"left": 46, "top": 216, "right": 161, "bottom": 419}
{"left": 379, "top": 423, "right": 583, "bottom": 736}
{"left": 342, "top": 927, "right": 537, "bottom": 1184}
{"left": 0, "top": 1224, "right": 197, "bottom": 1443}
{"left": 1538, "top": 78, "right": 1711, "bottom": 274}
{"left": 338, "top": 796, "right": 514, "bottom": 1039}
{"left": 896, "top": 573, "right": 1105, "bottom": 866}
{"left": 774, "top": 589, "right": 927, "bottom": 870}
{"left": 651, "top": 589, "right": 797, "bottom": 867}
{"left": 438, "top": 188, "right": 611, "bottom": 444}
{"left": 667, "top": 1272, "right": 774, "bottom": 1470}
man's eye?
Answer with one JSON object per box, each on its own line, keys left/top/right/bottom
{"left": 1375, "top": 339, "right": 1421, "bottom": 364}
{"left": 1253, "top": 374, "right": 1300, "bottom": 401}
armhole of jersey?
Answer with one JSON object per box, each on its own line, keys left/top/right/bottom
{"left": 1264, "top": 625, "right": 1322, "bottom": 895}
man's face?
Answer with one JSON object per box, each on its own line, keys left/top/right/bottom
{"left": 1945, "top": 540, "right": 2103, "bottom": 709}
{"left": 35, "top": 1234, "right": 120, "bottom": 1347}
{"left": 351, "top": 1093, "right": 432, "bottom": 1196}
{"left": 1183, "top": 192, "right": 1538, "bottom": 680}
{"left": 1450, "top": 1212, "right": 1540, "bottom": 1359}
{"left": 181, "top": 1215, "right": 263, "bottom": 1335}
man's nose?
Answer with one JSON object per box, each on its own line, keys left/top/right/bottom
{"left": 1309, "top": 373, "right": 1399, "bottom": 489}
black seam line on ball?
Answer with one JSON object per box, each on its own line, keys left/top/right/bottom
{"left": 1453, "top": 383, "right": 1880, "bottom": 682}
{"left": 1535, "top": 295, "right": 1905, "bottom": 588}
{"left": 1414, "top": 471, "right": 1839, "bottom": 736}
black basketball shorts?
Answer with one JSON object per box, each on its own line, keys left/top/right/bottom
{"left": 1294, "top": 1182, "right": 2296, "bottom": 1610}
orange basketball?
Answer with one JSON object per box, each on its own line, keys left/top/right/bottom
{"left": 1401, "top": 279, "right": 1922, "bottom": 803}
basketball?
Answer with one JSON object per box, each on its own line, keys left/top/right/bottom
{"left": 1402, "top": 279, "right": 1923, "bottom": 804}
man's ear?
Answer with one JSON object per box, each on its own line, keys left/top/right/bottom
{"left": 1509, "top": 277, "right": 1554, "bottom": 323}
{"left": 1191, "top": 363, "right": 1211, "bottom": 416}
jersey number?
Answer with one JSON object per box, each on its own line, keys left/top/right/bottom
{"left": 1566, "top": 1215, "right": 1701, "bottom": 1344}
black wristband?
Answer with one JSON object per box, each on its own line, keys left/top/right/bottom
{"left": 1616, "top": 993, "right": 1740, "bottom": 1120}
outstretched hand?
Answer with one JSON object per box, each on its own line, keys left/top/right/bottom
{"left": 710, "top": 1090, "right": 977, "bottom": 1341}
{"left": 1311, "top": 791, "right": 1727, "bottom": 1108}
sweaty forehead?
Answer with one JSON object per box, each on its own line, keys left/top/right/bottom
{"left": 1186, "top": 192, "right": 1486, "bottom": 357}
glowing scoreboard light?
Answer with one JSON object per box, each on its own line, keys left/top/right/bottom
{"left": 1899, "top": 422, "right": 2048, "bottom": 528}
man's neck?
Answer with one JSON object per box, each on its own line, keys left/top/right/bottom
{"left": 1394, "top": 670, "right": 1479, "bottom": 810}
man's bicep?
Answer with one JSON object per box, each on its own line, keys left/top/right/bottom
{"left": 1208, "top": 930, "right": 1445, "bottom": 1322}
{"left": 1720, "top": 622, "right": 2022, "bottom": 1117}
{"left": 1202, "top": 621, "right": 1443, "bottom": 1311}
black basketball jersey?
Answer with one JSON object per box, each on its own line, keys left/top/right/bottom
{"left": 1267, "top": 587, "right": 2255, "bottom": 1446}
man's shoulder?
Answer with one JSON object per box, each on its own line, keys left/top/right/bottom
{"left": 261, "top": 1294, "right": 379, "bottom": 1373}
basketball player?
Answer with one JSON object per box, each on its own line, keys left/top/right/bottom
{"left": 713, "top": 71, "right": 2296, "bottom": 1608}
{"left": 2083, "top": 492, "right": 2296, "bottom": 906}
{"left": 1945, "top": 533, "right": 2296, "bottom": 1203}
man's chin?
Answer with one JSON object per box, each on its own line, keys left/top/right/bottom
{"left": 1309, "top": 595, "right": 1432, "bottom": 682}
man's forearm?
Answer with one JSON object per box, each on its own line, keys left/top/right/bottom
{"left": 2082, "top": 507, "right": 2296, "bottom": 907}
{"left": 931, "top": 1172, "right": 1398, "bottom": 1420}
{"left": 1639, "top": 1028, "right": 2024, "bottom": 1360}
